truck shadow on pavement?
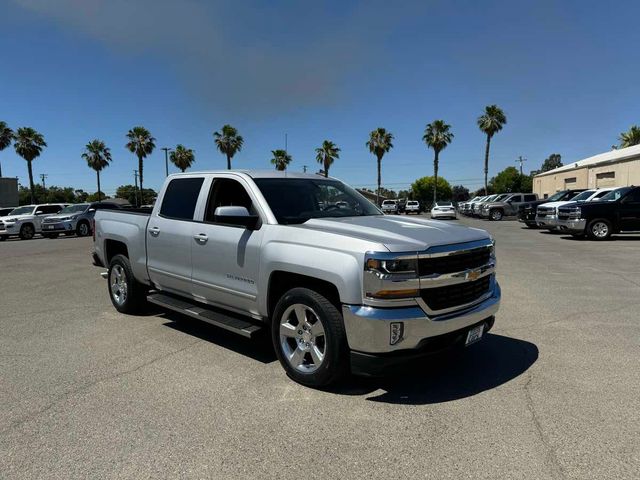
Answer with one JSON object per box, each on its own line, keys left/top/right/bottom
{"left": 338, "top": 334, "right": 538, "bottom": 405}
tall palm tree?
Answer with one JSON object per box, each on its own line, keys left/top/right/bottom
{"left": 477, "top": 105, "right": 507, "bottom": 195}
{"left": 270, "top": 149, "right": 292, "bottom": 171}
{"left": 82, "top": 139, "right": 112, "bottom": 202}
{"left": 619, "top": 125, "right": 640, "bottom": 148}
{"left": 125, "top": 126, "right": 155, "bottom": 195}
{"left": 13, "top": 127, "right": 46, "bottom": 203}
{"left": 423, "top": 120, "right": 454, "bottom": 204}
{"left": 0, "top": 121, "right": 13, "bottom": 178}
{"left": 169, "top": 144, "right": 195, "bottom": 172}
{"left": 366, "top": 128, "right": 394, "bottom": 206}
{"left": 213, "top": 125, "right": 244, "bottom": 169}
{"left": 315, "top": 140, "right": 341, "bottom": 177}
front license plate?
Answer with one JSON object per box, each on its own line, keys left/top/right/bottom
{"left": 465, "top": 324, "right": 484, "bottom": 346}
{"left": 44, "top": 225, "right": 53, "bottom": 229}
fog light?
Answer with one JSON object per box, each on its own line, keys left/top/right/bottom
{"left": 390, "top": 322, "right": 404, "bottom": 345}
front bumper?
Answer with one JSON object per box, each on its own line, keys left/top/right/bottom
{"left": 555, "top": 218, "right": 587, "bottom": 233}
{"left": 535, "top": 215, "right": 558, "bottom": 228}
{"left": 41, "top": 221, "right": 76, "bottom": 233}
{"left": 342, "top": 281, "right": 500, "bottom": 355}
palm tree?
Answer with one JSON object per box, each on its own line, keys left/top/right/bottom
{"left": 270, "top": 149, "right": 292, "bottom": 171}
{"left": 13, "top": 127, "right": 47, "bottom": 203}
{"left": 366, "top": 128, "right": 394, "bottom": 206}
{"left": 619, "top": 125, "right": 640, "bottom": 148}
{"left": 125, "top": 126, "right": 155, "bottom": 195}
{"left": 0, "top": 121, "right": 13, "bottom": 178}
{"left": 213, "top": 125, "right": 244, "bottom": 169}
{"left": 315, "top": 140, "right": 341, "bottom": 177}
{"left": 423, "top": 120, "right": 454, "bottom": 204}
{"left": 82, "top": 139, "right": 112, "bottom": 202}
{"left": 169, "top": 144, "right": 195, "bottom": 172}
{"left": 477, "top": 105, "right": 507, "bottom": 195}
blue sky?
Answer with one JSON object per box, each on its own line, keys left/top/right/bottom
{"left": 1, "top": 0, "right": 638, "bottom": 196}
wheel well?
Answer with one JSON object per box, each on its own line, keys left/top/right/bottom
{"left": 267, "top": 271, "right": 341, "bottom": 318}
{"left": 104, "top": 239, "right": 129, "bottom": 265}
{"left": 20, "top": 222, "right": 35, "bottom": 230}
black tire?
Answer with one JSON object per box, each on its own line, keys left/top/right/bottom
{"left": 571, "top": 233, "right": 585, "bottom": 239}
{"left": 44, "top": 233, "right": 59, "bottom": 239}
{"left": 19, "top": 223, "right": 35, "bottom": 240}
{"left": 525, "top": 222, "right": 538, "bottom": 229}
{"left": 0, "top": 236, "right": 6, "bottom": 241}
{"left": 586, "top": 218, "right": 612, "bottom": 241}
{"left": 107, "top": 254, "right": 148, "bottom": 314}
{"left": 76, "top": 221, "right": 90, "bottom": 237}
{"left": 271, "top": 287, "right": 349, "bottom": 387}
{"left": 489, "top": 209, "right": 503, "bottom": 221}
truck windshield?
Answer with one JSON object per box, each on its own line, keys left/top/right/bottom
{"left": 599, "top": 187, "right": 632, "bottom": 202}
{"left": 59, "top": 204, "right": 89, "bottom": 214}
{"left": 254, "top": 178, "right": 382, "bottom": 224}
{"left": 547, "top": 191, "right": 569, "bottom": 202}
{"left": 571, "top": 190, "right": 595, "bottom": 202}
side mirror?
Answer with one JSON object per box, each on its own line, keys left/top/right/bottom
{"left": 214, "top": 206, "right": 260, "bottom": 230}
{"left": 88, "top": 208, "right": 96, "bottom": 213}
{"left": 35, "top": 210, "right": 44, "bottom": 215}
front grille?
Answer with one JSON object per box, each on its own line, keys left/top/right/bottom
{"left": 536, "top": 208, "right": 555, "bottom": 217}
{"left": 418, "top": 247, "right": 491, "bottom": 276}
{"left": 557, "top": 207, "right": 578, "bottom": 220}
{"left": 421, "top": 276, "right": 491, "bottom": 311}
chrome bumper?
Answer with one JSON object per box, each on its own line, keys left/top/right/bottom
{"left": 342, "top": 281, "right": 501, "bottom": 354}
{"left": 555, "top": 218, "right": 586, "bottom": 232}
{"left": 535, "top": 215, "right": 558, "bottom": 228}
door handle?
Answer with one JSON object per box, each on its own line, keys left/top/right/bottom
{"left": 148, "top": 226, "right": 160, "bottom": 237}
{"left": 194, "top": 233, "right": 208, "bottom": 244}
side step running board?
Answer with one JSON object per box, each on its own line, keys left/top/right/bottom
{"left": 147, "top": 292, "right": 263, "bottom": 338}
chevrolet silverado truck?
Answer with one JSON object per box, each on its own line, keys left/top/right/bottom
{"left": 481, "top": 193, "right": 538, "bottom": 221}
{"left": 94, "top": 171, "right": 500, "bottom": 386}
{"left": 556, "top": 186, "right": 640, "bottom": 240}
{"left": 534, "top": 188, "right": 614, "bottom": 231}
{"left": 518, "top": 190, "right": 584, "bottom": 227}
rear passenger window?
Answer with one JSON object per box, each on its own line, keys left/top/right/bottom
{"left": 160, "top": 178, "right": 204, "bottom": 220}
{"left": 524, "top": 195, "right": 537, "bottom": 202}
{"left": 509, "top": 196, "right": 522, "bottom": 202}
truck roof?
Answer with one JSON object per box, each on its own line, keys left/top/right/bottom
{"left": 168, "top": 170, "right": 333, "bottom": 180}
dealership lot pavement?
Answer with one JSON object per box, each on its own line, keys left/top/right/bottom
{"left": 1, "top": 218, "right": 638, "bottom": 479}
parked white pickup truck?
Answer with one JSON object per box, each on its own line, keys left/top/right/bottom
{"left": 94, "top": 171, "right": 500, "bottom": 386}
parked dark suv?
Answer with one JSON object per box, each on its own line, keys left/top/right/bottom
{"left": 556, "top": 186, "right": 640, "bottom": 240}
{"left": 518, "top": 189, "right": 586, "bottom": 228}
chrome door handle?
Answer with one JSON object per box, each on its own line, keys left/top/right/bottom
{"left": 194, "top": 233, "right": 208, "bottom": 244}
{"left": 149, "top": 226, "right": 160, "bottom": 237}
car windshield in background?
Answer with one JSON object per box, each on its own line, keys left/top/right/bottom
{"left": 254, "top": 178, "right": 382, "bottom": 224}
{"left": 572, "top": 190, "right": 595, "bottom": 201}
{"left": 547, "top": 191, "right": 568, "bottom": 202}
{"left": 8, "top": 206, "right": 35, "bottom": 216}
{"left": 59, "top": 204, "right": 89, "bottom": 214}
{"left": 600, "top": 187, "right": 632, "bottom": 202}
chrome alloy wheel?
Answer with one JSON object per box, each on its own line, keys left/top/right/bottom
{"left": 279, "top": 304, "right": 326, "bottom": 373}
{"left": 110, "top": 265, "right": 128, "bottom": 306}
{"left": 79, "top": 223, "right": 89, "bottom": 236}
{"left": 591, "top": 221, "right": 609, "bottom": 238}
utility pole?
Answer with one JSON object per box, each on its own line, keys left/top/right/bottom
{"left": 40, "top": 174, "right": 48, "bottom": 202}
{"left": 133, "top": 170, "right": 140, "bottom": 207}
{"left": 303, "top": 165, "right": 308, "bottom": 173}
{"left": 284, "top": 133, "right": 288, "bottom": 153}
{"left": 516, "top": 156, "right": 527, "bottom": 176}
{"left": 161, "top": 147, "right": 172, "bottom": 177}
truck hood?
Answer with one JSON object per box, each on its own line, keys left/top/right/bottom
{"left": 538, "top": 200, "right": 574, "bottom": 209}
{"left": 298, "top": 215, "right": 490, "bottom": 252}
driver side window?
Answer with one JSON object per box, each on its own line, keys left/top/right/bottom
{"left": 205, "top": 178, "right": 256, "bottom": 223}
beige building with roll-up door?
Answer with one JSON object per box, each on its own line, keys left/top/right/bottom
{"left": 533, "top": 144, "right": 640, "bottom": 199}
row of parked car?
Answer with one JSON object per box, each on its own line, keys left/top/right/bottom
{"left": 0, "top": 201, "right": 130, "bottom": 241}
{"left": 458, "top": 185, "right": 640, "bottom": 240}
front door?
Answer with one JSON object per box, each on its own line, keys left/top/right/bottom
{"left": 191, "top": 176, "right": 264, "bottom": 316}
{"left": 618, "top": 189, "right": 640, "bottom": 231}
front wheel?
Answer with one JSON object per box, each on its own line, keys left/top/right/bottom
{"left": 272, "top": 287, "right": 349, "bottom": 387}
{"left": 108, "top": 254, "right": 148, "bottom": 313}
{"left": 76, "top": 221, "right": 90, "bottom": 237}
{"left": 490, "top": 209, "right": 503, "bottom": 221}
{"left": 19, "top": 224, "right": 35, "bottom": 240}
{"left": 587, "top": 219, "right": 612, "bottom": 241}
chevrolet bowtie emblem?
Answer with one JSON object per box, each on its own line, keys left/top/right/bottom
{"left": 466, "top": 269, "right": 481, "bottom": 281}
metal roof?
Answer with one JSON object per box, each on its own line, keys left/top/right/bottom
{"left": 535, "top": 144, "right": 640, "bottom": 177}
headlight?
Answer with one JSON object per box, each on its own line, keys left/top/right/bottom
{"left": 569, "top": 207, "right": 581, "bottom": 218}
{"left": 364, "top": 254, "right": 419, "bottom": 299}
{"left": 366, "top": 258, "right": 417, "bottom": 274}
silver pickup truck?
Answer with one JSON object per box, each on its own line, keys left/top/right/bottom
{"left": 94, "top": 171, "right": 500, "bottom": 386}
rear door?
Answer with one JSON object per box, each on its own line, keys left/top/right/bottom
{"left": 190, "top": 175, "right": 265, "bottom": 316}
{"left": 146, "top": 176, "right": 206, "bottom": 296}
{"left": 618, "top": 188, "right": 640, "bottom": 231}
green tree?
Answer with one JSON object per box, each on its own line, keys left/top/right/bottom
{"left": 13, "top": 127, "right": 47, "bottom": 204}
{"left": 125, "top": 126, "right": 155, "bottom": 195}
{"left": 45, "top": 186, "right": 78, "bottom": 203}
{"left": 423, "top": 120, "right": 454, "bottom": 203}
{"left": 452, "top": 185, "right": 470, "bottom": 202}
{"left": 411, "top": 176, "right": 452, "bottom": 207}
{"left": 74, "top": 189, "right": 89, "bottom": 202}
{"left": 366, "top": 128, "right": 394, "bottom": 205}
{"left": 0, "top": 121, "right": 13, "bottom": 178}
{"left": 619, "top": 125, "right": 640, "bottom": 148}
{"left": 540, "top": 153, "right": 562, "bottom": 172}
{"left": 213, "top": 125, "right": 244, "bottom": 169}
{"left": 270, "top": 149, "right": 292, "bottom": 171}
{"left": 169, "top": 144, "right": 195, "bottom": 172}
{"left": 82, "top": 139, "right": 112, "bottom": 203}
{"left": 115, "top": 184, "right": 156, "bottom": 206}
{"left": 315, "top": 140, "right": 341, "bottom": 177}
{"left": 489, "top": 166, "right": 532, "bottom": 193}
{"left": 477, "top": 105, "right": 507, "bottom": 195}
{"left": 87, "top": 191, "right": 110, "bottom": 202}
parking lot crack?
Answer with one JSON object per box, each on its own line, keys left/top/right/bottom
{"left": 0, "top": 338, "right": 202, "bottom": 436}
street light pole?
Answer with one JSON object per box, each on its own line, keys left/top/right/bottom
{"left": 161, "top": 147, "right": 172, "bottom": 177}
{"left": 516, "top": 156, "right": 527, "bottom": 176}
{"left": 133, "top": 169, "right": 140, "bottom": 207}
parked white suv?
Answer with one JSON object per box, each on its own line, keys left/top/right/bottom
{"left": 0, "top": 204, "right": 67, "bottom": 240}
{"left": 405, "top": 200, "right": 421, "bottom": 214}
{"left": 381, "top": 199, "right": 399, "bottom": 214}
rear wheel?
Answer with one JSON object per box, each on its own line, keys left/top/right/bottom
{"left": 19, "top": 224, "right": 35, "bottom": 240}
{"left": 108, "top": 254, "right": 148, "bottom": 313}
{"left": 587, "top": 219, "right": 612, "bottom": 241}
{"left": 272, "top": 287, "right": 348, "bottom": 387}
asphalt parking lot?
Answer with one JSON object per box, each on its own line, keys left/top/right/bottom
{"left": 1, "top": 218, "right": 638, "bottom": 479}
